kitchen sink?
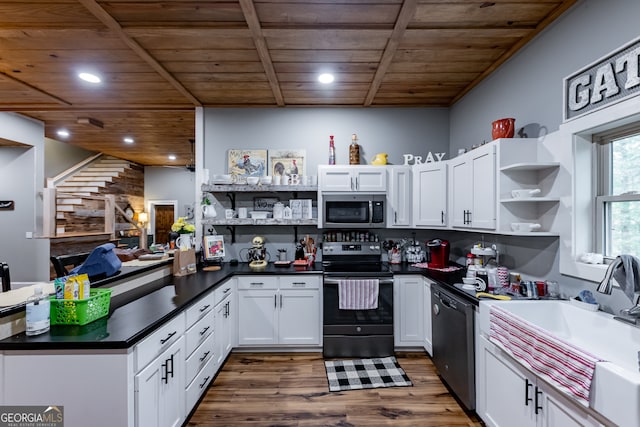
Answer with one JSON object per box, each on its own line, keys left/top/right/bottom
{"left": 478, "top": 299, "right": 640, "bottom": 427}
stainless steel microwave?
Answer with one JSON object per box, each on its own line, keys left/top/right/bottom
{"left": 320, "top": 194, "right": 386, "bottom": 228}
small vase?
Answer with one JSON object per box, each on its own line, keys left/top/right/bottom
{"left": 492, "top": 118, "right": 515, "bottom": 140}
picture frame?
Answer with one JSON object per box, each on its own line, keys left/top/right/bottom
{"left": 203, "top": 235, "right": 225, "bottom": 260}
{"left": 227, "top": 149, "right": 267, "bottom": 182}
{"left": 268, "top": 149, "right": 306, "bottom": 177}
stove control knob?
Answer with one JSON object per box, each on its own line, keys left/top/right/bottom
{"left": 370, "top": 245, "right": 379, "bottom": 250}
{"left": 325, "top": 246, "right": 333, "bottom": 252}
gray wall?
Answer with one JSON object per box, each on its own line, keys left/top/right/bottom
{"left": 450, "top": 0, "right": 640, "bottom": 153}
{"left": 448, "top": 0, "right": 640, "bottom": 313}
{"left": 0, "top": 113, "right": 49, "bottom": 282}
{"left": 44, "top": 137, "right": 96, "bottom": 178}
{"left": 203, "top": 107, "right": 450, "bottom": 171}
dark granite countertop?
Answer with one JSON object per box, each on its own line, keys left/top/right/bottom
{"left": 0, "top": 262, "right": 324, "bottom": 351}
{"left": 0, "top": 260, "right": 475, "bottom": 351}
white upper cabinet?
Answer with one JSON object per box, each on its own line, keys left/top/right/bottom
{"left": 450, "top": 143, "right": 496, "bottom": 230}
{"left": 318, "top": 165, "right": 387, "bottom": 192}
{"left": 413, "top": 161, "right": 448, "bottom": 228}
{"left": 387, "top": 166, "right": 412, "bottom": 227}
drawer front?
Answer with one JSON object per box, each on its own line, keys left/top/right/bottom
{"left": 186, "top": 356, "right": 216, "bottom": 413}
{"left": 185, "top": 332, "right": 215, "bottom": 386}
{"left": 135, "top": 312, "right": 186, "bottom": 372}
{"left": 214, "top": 280, "right": 234, "bottom": 306}
{"left": 279, "top": 275, "right": 321, "bottom": 290}
{"left": 185, "top": 309, "right": 215, "bottom": 357}
{"left": 237, "top": 276, "right": 278, "bottom": 290}
{"left": 186, "top": 290, "right": 216, "bottom": 328}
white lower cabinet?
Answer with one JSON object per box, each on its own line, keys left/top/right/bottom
{"left": 423, "top": 277, "right": 433, "bottom": 355}
{"left": 214, "top": 281, "right": 235, "bottom": 366}
{"left": 394, "top": 275, "right": 424, "bottom": 347}
{"left": 237, "top": 275, "right": 321, "bottom": 347}
{"left": 135, "top": 336, "right": 186, "bottom": 427}
{"left": 477, "top": 334, "right": 604, "bottom": 427}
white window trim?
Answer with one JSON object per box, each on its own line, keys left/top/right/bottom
{"left": 558, "top": 96, "right": 640, "bottom": 283}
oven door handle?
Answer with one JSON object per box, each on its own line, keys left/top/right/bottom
{"left": 324, "top": 278, "right": 394, "bottom": 285}
{"left": 368, "top": 200, "right": 373, "bottom": 226}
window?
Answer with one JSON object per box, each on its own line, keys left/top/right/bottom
{"left": 595, "top": 123, "right": 640, "bottom": 258}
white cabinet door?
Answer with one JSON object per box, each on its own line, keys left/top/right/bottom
{"left": 237, "top": 290, "right": 278, "bottom": 345}
{"left": 318, "top": 166, "right": 387, "bottom": 192}
{"left": 450, "top": 144, "right": 496, "bottom": 229}
{"left": 480, "top": 339, "right": 536, "bottom": 427}
{"left": 354, "top": 168, "right": 387, "bottom": 192}
{"left": 450, "top": 157, "right": 472, "bottom": 227}
{"left": 319, "top": 166, "right": 353, "bottom": 191}
{"left": 222, "top": 296, "right": 234, "bottom": 358}
{"left": 413, "top": 162, "right": 447, "bottom": 227}
{"left": 388, "top": 166, "right": 412, "bottom": 227}
{"left": 393, "top": 276, "right": 424, "bottom": 347}
{"left": 470, "top": 144, "right": 496, "bottom": 229}
{"left": 135, "top": 336, "right": 185, "bottom": 427}
{"left": 423, "top": 277, "right": 433, "bottom": 355}
{"left": 278, "top": 289, "right": 321, "bottom": 345}
{"left": 537, "top": 381, "right": 605, "bottom": 427}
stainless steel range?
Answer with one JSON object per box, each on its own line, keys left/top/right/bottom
{"left": 322, "top": 241, "right": 394, "bottom": 358}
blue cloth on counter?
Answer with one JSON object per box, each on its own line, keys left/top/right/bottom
{"left": 70, "top": 243, "right": 121, "bottom": 279}
{"left": 577, "top": 290, "right": 597, "bottom": 304}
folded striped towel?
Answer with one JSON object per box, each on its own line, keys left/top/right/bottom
{"left": 338, "top": 279, "right": 379, "bottom": 310}
{"left": 489, "top": 305, "right": 603, "bottom": 407}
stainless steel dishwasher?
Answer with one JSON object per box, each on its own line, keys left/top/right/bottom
{"left": 431, "top": 282, "right": 475, "bottom": 410}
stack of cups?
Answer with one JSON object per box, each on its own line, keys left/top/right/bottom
{"left": 497, "top": 266, "right": 509, "bottom": 289}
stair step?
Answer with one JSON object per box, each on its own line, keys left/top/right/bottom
{"left": 76, "top": 171, "right": 120, "bottom": 178}
{"left": 56, "top": 198, "right": 84, "bottom": 205}
{"left": 85, "top": 167, "right": 126, "bottom": 173}
{"left": 56, "top": 186, "right": 100, "bottom": 193}
{"left": 66, "top": 176, "right": 113, "bottom": 183}
{"left": 59, "top": 181, "right": 107, "bottom": 187}
{"left": 97, "top": 159, "right": 131, "bottom": 166}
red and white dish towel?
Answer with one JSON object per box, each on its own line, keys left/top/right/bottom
{"left": 489, "top": 305, "right": 603, "bottom": 407}
{"left": 339, "top": 279, "right": 379, "bottom": 310}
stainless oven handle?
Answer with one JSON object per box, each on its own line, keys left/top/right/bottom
{"left": 324, "top": 278, "right": 394, "bottom": 285}
{"left": 369, "top": 200, "right": 373, "bottom": 226}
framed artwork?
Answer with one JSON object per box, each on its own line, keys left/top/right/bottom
{"left": 227, "top": 149, "right": 267, "bottom": 181}
{"left": 268, "top": 149, "right": 306, "bottom": 177}
{"left": 203, "top": 235, "right": 225, "bottom": 260}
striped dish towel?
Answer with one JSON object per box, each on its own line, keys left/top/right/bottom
{"left": 489, "top": 305, "right": 603, "bottom": 407}
{"left": 338, "top": 279, "right": 379, "bottom": 310}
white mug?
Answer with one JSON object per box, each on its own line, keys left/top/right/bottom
{"left": 202, "top": 204, "right": 217, "bottom": 218}
{"left": 281, "top": 175, "right": 289, "bottom": 185}
{"left": 225, "top": 209, "right": 235, "bottom": 219}
{"left": 301, "top": 175, "right": 309, "bottom": 185}
{"left": 238, "top": 207, "right": 248, "bottom": 219}
{"left": 175, "top": 234, "right": 193, "bottom": 251}
{"left": 273, "top": 175, "right": 282, "bottom": 185}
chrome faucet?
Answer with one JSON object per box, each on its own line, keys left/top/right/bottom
{"left": 597, "top": 255, "right": 640, "bottom": 323}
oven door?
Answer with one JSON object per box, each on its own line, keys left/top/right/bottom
{"left": 323, "top": 276, "right": 394, "bottom": 358}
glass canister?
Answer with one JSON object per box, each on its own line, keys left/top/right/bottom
{"left": 272, "top": 202, "right": 284, "bottom": 219}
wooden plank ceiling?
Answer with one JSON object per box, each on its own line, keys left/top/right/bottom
{"left": 0, "top": 0, "right": 577, "bottom": 166}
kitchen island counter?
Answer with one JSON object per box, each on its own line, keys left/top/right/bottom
{"left": 0, "top": 262, "right": 323, "bottom": 350}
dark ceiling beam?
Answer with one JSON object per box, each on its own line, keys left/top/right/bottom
{"left": 364, "top": 0, "right": 418, "bottom": 106}
{"left": 238, "top": 0, "right": 285, "bottom": 107}
{"left": 77, "top": 0, "right": 203, "bottom": 107}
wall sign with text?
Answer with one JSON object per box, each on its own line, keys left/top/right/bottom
{"left": 402, "top": 152, "right": 445, "bottom": 165}
{"left": 564, "top": 36, "right": 640, "bottom": 122}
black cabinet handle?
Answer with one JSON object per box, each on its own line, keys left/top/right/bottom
{"left": 199, "top": 376, "right": 211, "bottom": 389}
{"left": 160, "top": 331, "right": 177, "bottom": 345}
{"left": 535, "top": 386, "right": 543, "bottom": 414}
{"left": 161, "top": 361, "right": 168, "bottom": 384}
{"left": 274, "top": 294, "right": 277, "bottom": 308}
{"left": 200, "top": 326, "right": 210, "bottom": 336}
{"left": 199, "top": 304, "right": 210, "bottom": 313}
{"left": 223, "top": 287, "right": 231, "bottom": 294}
{"left": 200, "top": 351, "right": 210, "bottom": 362}
{"left": 525, "top": 379, "right": 533, "bottom": 406}
{"left": 167, "top": 354, "right": 174, "bottom": 379}
{"left": 441, "top": 210, "right": 445, "bottom": 224}
{"left": 280, "top": 294, "right": 283, "bottom": 308}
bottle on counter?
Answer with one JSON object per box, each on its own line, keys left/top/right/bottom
{"left": 25, "top": 286, "right": 50, "bottom": 336}
{"left": 349, "top": 133, "right": 360, "bottom": 165}
{"left": 328, "top": 135, "right": 336, "bottom": 165}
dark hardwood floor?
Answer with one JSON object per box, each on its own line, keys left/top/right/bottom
{"left": 186, "top": 352, "right": 484, "bottom": 427}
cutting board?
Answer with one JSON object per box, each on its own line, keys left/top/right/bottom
{"left": 0, "top": 282, "right": 56, "bottom": 307}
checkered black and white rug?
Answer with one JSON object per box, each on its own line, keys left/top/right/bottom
{"left": 324, "top": 356, "right": 412, "bottom": 392}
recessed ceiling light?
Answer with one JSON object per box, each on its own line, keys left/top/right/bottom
{"left": 318, "top": 73, "right": 335, "bottom": 84}
{"left": 56, "top": 129, "right": 70, "bottom": 138}
{"left": 123, "top": 137, "right": 134, "bottom": 144}
{"left": 168, "top": 154, "right": 177, "bottom": 161}
{"left": 78, "top": 72, "right": 101, "bottom": 84}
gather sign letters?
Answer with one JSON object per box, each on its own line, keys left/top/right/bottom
{"left": 403, "top": 152, "right": 445, "bottom": 165}
{"left": 564, "top": 36, "right": 640, "bottom": 121}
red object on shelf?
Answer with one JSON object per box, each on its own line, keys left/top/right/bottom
{"left": 426, "top": 239, "right": 450, "bottom": 269}
{"left": 492, "top": 118, "right": 515, "bottom": 139}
